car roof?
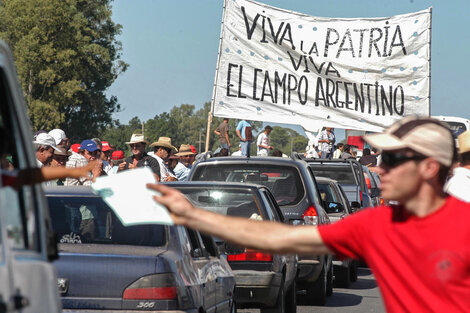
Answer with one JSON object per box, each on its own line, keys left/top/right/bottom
{"left": 315, "top": 176, "right": 338, "bottom": 184}
{"left": 43, "top": 185, "right": 97, "bottom": 197}
{"left": 163, "top": 181, "right": 268, "bottom": 191}
{"left": 196, "top": 156, "right": 305, "bottom": 167}
{"left": 304, "top": 158, "right": 358, "bottom": 165}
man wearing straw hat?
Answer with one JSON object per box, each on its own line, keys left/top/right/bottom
{"left": 149, "top": 117, "right": 470, "bottom": 313}
{"left": 119, "top": 133, "right": 160, "bottom": 180}
{"left": 173, "top": 144, "right": 196, "bottom": 181}
{"left": 444, "top": 130, "right": 470, "bottom": 202}
{"left": 149, "top": 137, "right": 178, "bottom": 181}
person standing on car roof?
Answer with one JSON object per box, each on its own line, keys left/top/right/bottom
{"left": 149, "top": 117, "right": 470, "bottom": 313}
{"left": 359, "top": 148, "right": 378, "bottom": 167}
{"left": 236, "top": 119, "right": 253, "bottom": 157}
{"left": 444, "top": 130, "right": 470, "bottom": 202}
{"left": 214, "top": 118, "right": 231, "bottom": 150}
{"left": 332, "top": 142, "right": 344, "bottom": 159}
{"left": 256, "top": 125, "right": 273, "bottom": 156}
{"left": 318, "top": 127, "right": 335, "bottom": 159}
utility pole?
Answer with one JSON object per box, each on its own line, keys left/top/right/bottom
{"left": 197, "top": 131, "right": 204, "bottom": 153}
{"left": 142, "top": 121, "right": 145, "bottom": 137}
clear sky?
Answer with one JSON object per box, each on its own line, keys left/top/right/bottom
{"left": 107, "top": 0, "right": 470, "bottom": 138}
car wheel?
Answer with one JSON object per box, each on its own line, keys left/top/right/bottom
{"left": 285, "top": 279, "right": 297, "bottom": 313}
{"left": 261, "top": 276, "right": 285, "bottom": 313}
{"left": 334, "top": 265, "right": 351, "bottom": 288}
{"left": 308, "top": 263, "right": 327, "bottom": 305}
{"left": 349, "top": 260, "right": 358, "bottom": 282}
{"left": 326, "top": 263, "right": 333, "bottom": 296}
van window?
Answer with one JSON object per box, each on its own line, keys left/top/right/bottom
{"left": 0, "top": 68, "right": 39, "bottom": 251}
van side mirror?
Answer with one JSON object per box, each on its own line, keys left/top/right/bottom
{"left": 325, "top": 202, "right": 345, "bottom": 214}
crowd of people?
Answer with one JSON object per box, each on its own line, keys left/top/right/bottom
{"left": 30, "top": 129, "right": 202, "bottom": 184}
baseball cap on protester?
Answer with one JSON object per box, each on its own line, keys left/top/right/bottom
{"left": 70, "top": 143, "right": 80, "bottom": 153}
{"left": 363, "top": 117, "right": 455, "bottom": 167}
{"left": 48, "top": 129, "right": 67, "bottom": 146}
{"left": 33, "top": 133, "right": 61, "bottom": 152}
{"left": 111, "top": 150, "right": 125, "bottom": 160}
{"left": 102, "top": 141, "right": 112, "bottom": 152}
{"left": 79, "top": 139, "right": 100, "bottom": 152}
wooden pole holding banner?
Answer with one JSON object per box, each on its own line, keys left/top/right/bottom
{"left": 205, "top": 112, "right": 212, "bottom": 152}
{"left": 428, "top": 7, "right": 432, "bottom": 116}
{"left": 205, "top": 0, "right": 227, "bottom": 152}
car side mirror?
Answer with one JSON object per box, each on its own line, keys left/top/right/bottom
{"left": 325, "top": 201, "right": 345, "bottom": 214}
{"left": 192, "top": 248, "right": 203, "bottom": 258}
{"left": 350, "top": 201, "right": 361, "bottom": 212}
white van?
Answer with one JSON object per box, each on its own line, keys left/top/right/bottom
{"left": 0, "top": 41, "right": 61, "bottom": 312}
{"left": 433, "top": 115, "right": 470, "bottom": 139}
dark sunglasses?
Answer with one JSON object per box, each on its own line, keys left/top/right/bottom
{"left": 381, "top": 151, "right": 426, "bottom": 168}
{"left": 130, "top": 143, "right": 142, "bottom": 149}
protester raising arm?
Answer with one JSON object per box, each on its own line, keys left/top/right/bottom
{"left": 12, "top": 161, "right": 97, "bottom": 189}
{"left": 147, "top": 183, "right": 331, "bottom": 256}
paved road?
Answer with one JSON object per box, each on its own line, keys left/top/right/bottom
{"left": 239, "top": 267, "right": 385, "bottom": 313}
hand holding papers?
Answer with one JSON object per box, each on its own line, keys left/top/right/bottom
{"left": 92, "top": 167, "right": 173, "bottom": 226}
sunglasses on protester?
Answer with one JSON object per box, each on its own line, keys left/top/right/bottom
{"left": 130, "top": 143, "right": 143, "bottom": 149}
{"left": 381, "top": 151, "right": 427, "bottom": 168}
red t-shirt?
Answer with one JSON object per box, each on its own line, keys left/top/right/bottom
{"left": 318, "top": 196, "right": 470, "bottom": 313}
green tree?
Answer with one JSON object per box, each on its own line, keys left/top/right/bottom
{"left": 269, "top": 126, "right": 307, "bottom": 155}
{"left": 0, "top": 0, "right": 127, "bottom": 139}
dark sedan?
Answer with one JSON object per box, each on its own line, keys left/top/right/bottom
{"left": 44, "top": 186, "right": 236, "bottom": 313}
{"left": 165, "top": 181, "right": 298, "bottom": 313}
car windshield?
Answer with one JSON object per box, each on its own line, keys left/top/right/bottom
{"left": 309, "top": 165, "right": 357, "bottom": 185}
{"left": 47, "top": 196, "right": 166, "bottom": 247}
{"left": 175, "top": 187, "right": 265, "bottom": 220}
{"left": 191, "top": 164, "right": 304, "bottom": 206}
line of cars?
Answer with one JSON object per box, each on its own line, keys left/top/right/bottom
{"left": 43, "top": 153, "right": 381, "bottom": 312}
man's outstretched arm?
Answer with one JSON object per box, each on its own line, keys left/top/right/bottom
{"left": 148, "top": 183, "right": 332, "bottom": 256}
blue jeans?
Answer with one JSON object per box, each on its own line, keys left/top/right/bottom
{"left": 220, "top": 143, "right": 229, "bottom": 149}
{"left": 240, "top": 140, "right": 251, "bottom": 156}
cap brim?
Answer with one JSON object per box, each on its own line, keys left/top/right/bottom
{"left": 175, "top": 152, "right": 195, "bottom": 156}
{"left": 363, "top": 133, "right": 408, "bottom": 151}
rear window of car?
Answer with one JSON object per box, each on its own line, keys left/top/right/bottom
{"left": 175, "top": 187, "right": 265, "bottom": 220}
{"left": 309, "top": 165, "right": 357, "bottom": 185}
{"left": 191, "top": 164, "right": 305, "bottom": 206}
{"left": 47, "top": 196, "right": 166, "bottom": 247}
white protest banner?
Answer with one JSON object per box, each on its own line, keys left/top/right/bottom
{"left": 212, "top": 0, "right": 431, "bottom": 132}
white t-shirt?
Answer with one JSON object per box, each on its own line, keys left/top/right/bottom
{"left": 257, "top": 132, "right": 269, "bottom": 156}
{"left": 151, "top": 154, "right": 176, "bottom": 181}
{"left": 444, "top": 167, "right": 470, "bottom": 202}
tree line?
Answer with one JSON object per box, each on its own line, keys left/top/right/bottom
{"left": 100, "top": 102, "right": 308, "bottom": 156}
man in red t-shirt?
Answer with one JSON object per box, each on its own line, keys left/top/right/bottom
{"left": 149, "top": 117, "right": 470, "bottom": 313}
